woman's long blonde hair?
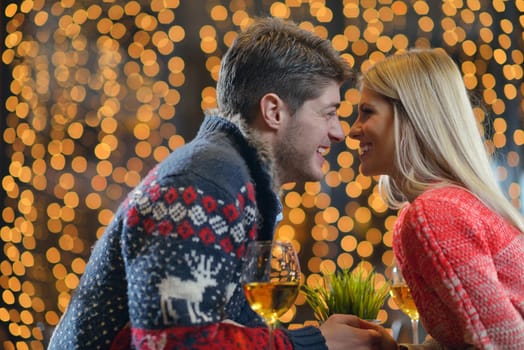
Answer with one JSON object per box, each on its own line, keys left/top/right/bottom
{"left": 361, "top": 48, "right": 524, "bottom": 232}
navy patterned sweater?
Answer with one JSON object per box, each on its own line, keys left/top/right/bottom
{"left": 48, "top": 116, "right": 327, "bottom": 349}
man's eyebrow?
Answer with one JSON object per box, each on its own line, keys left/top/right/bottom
{"left": 323, "top": 102, "right": 340, "bottom": 109}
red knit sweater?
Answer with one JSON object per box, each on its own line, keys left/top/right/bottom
{"left": 393, "top": 186, "right": 524, "bottom": 349}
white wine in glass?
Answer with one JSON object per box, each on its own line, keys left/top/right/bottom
{"left": 389, "top": 260, "right": 420, "bottom": 344}
{"left": 241, "top": 241, "right": 300, "bottom": 350}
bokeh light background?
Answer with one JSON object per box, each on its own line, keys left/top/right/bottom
{"left": 1, "top": 0, "right": 522, "bottom": 349}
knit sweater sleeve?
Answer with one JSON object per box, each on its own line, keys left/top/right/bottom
{"left": 119, "top": 171, "right": 327, "bottom": 349}
{"left": 394, "top": 188, "right": 524, "bottom": 349}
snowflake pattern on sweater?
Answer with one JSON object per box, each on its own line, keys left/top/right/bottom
{"left": 394, "top": 186, "right": 524, "bottom": 350}
{"left": 123, "top": 175, "right": 257, "bottom": 329}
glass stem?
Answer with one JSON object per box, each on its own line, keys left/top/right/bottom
{"left": 411, "top": 318, "right": 419, "bottom": 345}
{"left": 268, "top": 324, "right": 274, "bottom": 350}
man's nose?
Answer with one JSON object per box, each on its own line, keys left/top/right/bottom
{"left": 330, "top": 119, "right": 345, "bottom": 142}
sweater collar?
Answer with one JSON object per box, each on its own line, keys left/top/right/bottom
{"left": 198, "top": 114, "right": 277, "bottom": 191}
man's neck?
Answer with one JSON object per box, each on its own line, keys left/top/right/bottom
{"left": 229, "top": 114, "right": 283, "bottom": 193}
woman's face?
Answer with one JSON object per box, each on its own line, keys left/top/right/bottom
{"left": 349, "top": 85, "right": 396, "bottom": 177}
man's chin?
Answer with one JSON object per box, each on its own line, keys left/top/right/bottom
{"left": 296, "top": 172, "right": 323, "bottom": 184}
{"left": 280, "top": 166, "right": 323, "bottom": 186}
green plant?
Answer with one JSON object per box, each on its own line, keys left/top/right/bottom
{"left": 301, "top": 265, "right": 390, "bottom": 322}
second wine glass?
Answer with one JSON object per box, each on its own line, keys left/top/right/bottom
{"left": 241, "top": 240, "right": 301, "bottom": 350}
{"left": 389, "top": 259, "right": 420, "bottom": 344}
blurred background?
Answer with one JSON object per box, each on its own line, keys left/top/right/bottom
{"left": 1, "top": 0, "right": 522, "bottom": 349}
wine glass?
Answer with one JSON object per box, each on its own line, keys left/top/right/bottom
{"left": 389, "top": 259, "right": 420, "bottom": 344}
{"left": 241, "top": 240, "right": 301, "bottom": 350}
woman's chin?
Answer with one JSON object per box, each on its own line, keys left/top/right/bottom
{"left": 360, "top": 166, "right": 379, "bottom": 177}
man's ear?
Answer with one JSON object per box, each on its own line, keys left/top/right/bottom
{"left": 259, "top": 93, "right": 286, "bottom": 130}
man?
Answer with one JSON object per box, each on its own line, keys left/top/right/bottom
{"left": 49, "top": 17, "right": 394, "bottom": 349}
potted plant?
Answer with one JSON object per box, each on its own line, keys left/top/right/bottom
{"left": 301, "top": 264, "right": 390, "bottom": 322}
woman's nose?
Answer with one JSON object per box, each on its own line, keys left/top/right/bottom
{"left": 348, "top": 121, "right": 361, "bottom": 139}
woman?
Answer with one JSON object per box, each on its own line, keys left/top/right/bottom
{"left": 349, "top": 48, "right": 524, "bottom": 349}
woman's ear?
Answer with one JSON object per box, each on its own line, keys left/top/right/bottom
{"left": 259, "top": 93, "right": 287, "bottom": 130}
